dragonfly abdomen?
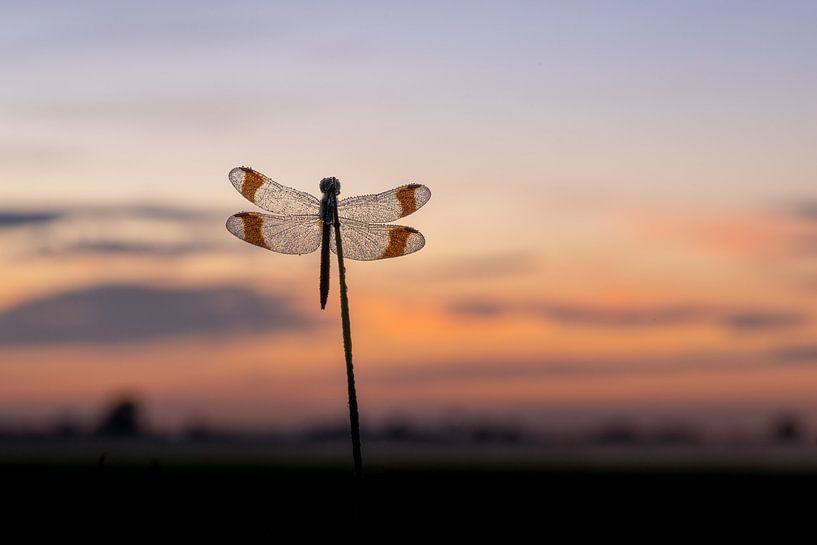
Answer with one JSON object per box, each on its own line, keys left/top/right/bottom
{"left": 319, "top": 221, "right": 331, "bottom": 309}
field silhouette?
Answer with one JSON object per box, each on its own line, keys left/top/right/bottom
{"left": 2, "top": 399, "right": 815, "bottom": 536}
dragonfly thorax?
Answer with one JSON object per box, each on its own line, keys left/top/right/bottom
{"left": 319, "top": 177, "right": 341, "bottom": 196}
{"left": 319, "top": 177, "right": 341, "bottom": 225}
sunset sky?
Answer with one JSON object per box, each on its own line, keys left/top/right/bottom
{"left": 2, "top": 1, "right": 817, "bottom": 434}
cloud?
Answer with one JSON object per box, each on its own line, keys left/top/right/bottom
{"left": 14, "top": 97, "right": 249, "bottom": 126}
{"left": 447, "top": 298, "right": 809, "bottom": 332}
{"left": 0, "top": 204, "right": 226, "bottom": 258}
{"left": 71, "top": 204, "right": 218, "bottom": 223}
{"left": 0, "top": 204, "right": 216, "bottom": 226}
{"left": 40, "top": 241, "right": 214, "bottom": 257}
{"left": 0, "top": 211, "right": 63, "bottom": 229}
{"left": 448, "top": 300, "right": 507, "bottom": 317}
{"left": 791, "top": 234, "right": 817, "bottom": 257}
{"left": 372, "top": 351, "right": 762, "bottom": 383}
{"left": 449, "top": 298, "right": 712, "bottom": 328}
{"left": 789, "top": 200, "right": 817, "bottom": 222}
{"left": 722, "top": 311, "right": 808, "bottom": 331}
{"left": 773, "top": 345, "right": 817, "bottom": 364}
{"left": 0, "top": 283, "right": 315, "bottom": 346}
{"left": 630, "top": 201, "right": 817, "bottom": 266}
{"left": 0, "top": 143, "right": 75, "bottom": 167}
{"left": 630, "top": 209, "right": 808, "bottom": 261}
{"left": 1, "top": 2, "right": 285, "bottom": 60}
{"left": 536, "top": 303, "right": 707, "bottom": 328}
{"left": 375, "top": 343, "right": 817, "bottom": 384}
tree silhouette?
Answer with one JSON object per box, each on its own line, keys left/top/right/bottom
{"left": 95, "top": 398, "right": 143, "bottom": 437}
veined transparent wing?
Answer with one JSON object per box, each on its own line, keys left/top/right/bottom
{"left": 337, "top": 184, "right": 431, "bottom": 223}
{"left": 331, "top": 218, "right": 425, "bottom": 260}
{"left": 229, "top": 167, "right": 321, "bottom": 216}
{"left": 226, "top": 212, "right": 322, "bottom": 255}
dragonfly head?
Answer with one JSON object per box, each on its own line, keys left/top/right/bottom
{"left": 319, "top": 177, "right": 341, "bottom": 196}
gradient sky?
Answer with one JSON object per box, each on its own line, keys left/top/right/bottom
{"left": 2, "top": 1, "right": 817, "bottom": 433}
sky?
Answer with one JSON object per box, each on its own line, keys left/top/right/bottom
{"left": 1, "top": 1, "right": 817, "bottom": 434}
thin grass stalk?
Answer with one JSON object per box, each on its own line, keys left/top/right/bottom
{"left": 333, "top": 209, "right": 363, "bottom": 478}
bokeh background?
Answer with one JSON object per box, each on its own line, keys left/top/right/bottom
{"left": 2, "top": 1, "right": 817, "bottom": 451}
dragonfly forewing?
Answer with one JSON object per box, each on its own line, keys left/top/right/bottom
{"left": 337, "top": 184, "right": 431, "bottom": 223}
{"left": 229, "top": 167, "right": 322, "bottom": 216}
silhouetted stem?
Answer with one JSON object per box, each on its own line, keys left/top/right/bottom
{"left": 333, "top": 214, "right": 363, "bottom": 478}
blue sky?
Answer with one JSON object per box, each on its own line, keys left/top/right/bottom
{"left": 3, "top": 0, "right": 817, "bottom": 207}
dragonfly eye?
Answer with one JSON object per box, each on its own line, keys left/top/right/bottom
{"left": 319, "top": 177, "right": 341, "bottom": 195}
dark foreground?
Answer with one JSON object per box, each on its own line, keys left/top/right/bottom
{"left": 3, "top": 441, "right": 815, "bottom": 537}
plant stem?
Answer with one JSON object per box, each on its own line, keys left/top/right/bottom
{"left": 333, "top": 213, "right": 363, "bottom": 478}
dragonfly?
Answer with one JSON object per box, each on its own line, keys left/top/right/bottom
{"left": 226, "top": 167, "right": 431, "bottom": 309}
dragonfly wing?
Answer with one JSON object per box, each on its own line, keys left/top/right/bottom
{"left": 337, "top": 184, "right": 431, "bottom": 223}
{"left": 229, "top": 167, "right": 321, "bottom": 216}
{"left": 331, "top": 219, "right": 425, "bottom": 260}
{"left": 226, "top": 212, "right": 322, "bottom": 255}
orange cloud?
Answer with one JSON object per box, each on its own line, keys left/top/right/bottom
{"left": 630, "top": 208, "right": 813, "bottom": 260}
